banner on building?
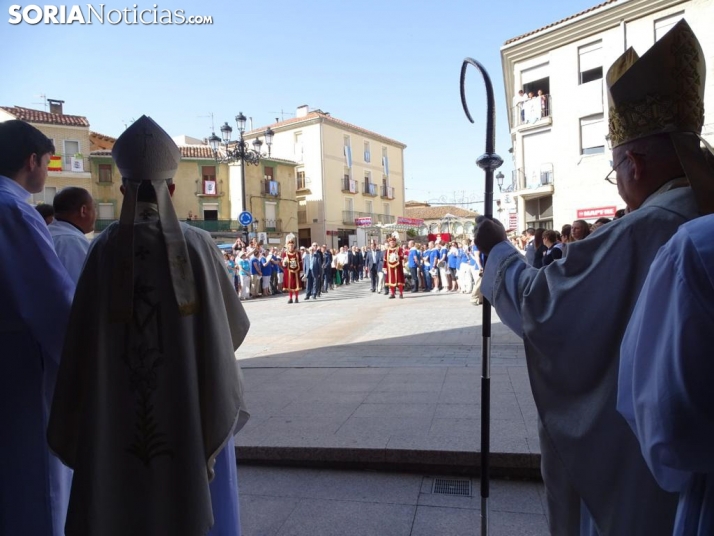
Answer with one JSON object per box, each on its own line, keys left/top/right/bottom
{"left": 577, "top": 206, "right": 616, "bottom": 219}
{"left": 396, "top": 216, "right": 423, "bottom": 227}
{"left": 508, "top": 212, "right": 518, "bottom": 230}
{"left": 203, "top": 180, "right": 217, "bottom": 195}
{"left": 355, "top": 217, "right": 372, "bottom": 227}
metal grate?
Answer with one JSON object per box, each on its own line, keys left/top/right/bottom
{"left": 432, "top": 478, "right": 472, "bottom": 497}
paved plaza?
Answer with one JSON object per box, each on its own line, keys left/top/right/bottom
{"left": 234, "top": 278, "right": 548, "bottom": 535}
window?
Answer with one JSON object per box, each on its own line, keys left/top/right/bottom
{"left": 63, "top": 140, "right": 80, "bottom": 169}
{"left": 364, "top": 141, "right": 371, "bottom": 163}
{"left": 32, "top": 186, "right": 57, "bottom": 204}
{"left": 202, "top": 165, "right": 217, "bottom": 195}
{"left": 296, "top": 169, "right": 306, "bottom": 190}
{"left": 345, "top": 197, "right": 354, "bottom": 216}
{"left": 383, "top": 203, "right": 390, "bottom": 216}
{"left": 525, "top": 196, "right": 553, "bottom": 229}
{"left": 344, "top": 136, "right": 352, "bottom": 168}
{"left": 98, "top": 164, "right": 112, "bottom": 183}
{"left": 264, "top": 166, "right": 274, "bottom": 180}
{"left": 580, "top": 115, "right": 605, "bottom": 155}
{"left": 365, "top": 200, "right": 373, "bottom": 215}
{"left": 578, "top": 41, "right": 603, "bottom": 84}
{"left": 97, "top": 203, "right": 114, "bottom": 219}
{"left": 655, "top": 12, "right": 683, "bottom": 41}
{"left": 294, "top": 132, "right": 303, "bottom": 161}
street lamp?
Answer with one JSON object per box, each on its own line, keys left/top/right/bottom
{"left": 208, "top": 113, "right": 274, "bottom": 215}
{"left": 496, "top": 171, "right": 505, "bottom": 191}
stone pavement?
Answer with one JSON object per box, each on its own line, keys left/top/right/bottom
{"left": 238, "top": 465, "right": 549, "bottom": 536}
{"left": 234, "top": 277, "right": 540, "bottom": 477}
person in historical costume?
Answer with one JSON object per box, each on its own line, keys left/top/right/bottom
{"left": 383, "top": 232, "right": 405, "bottom": 299}
{"left": 618, "top": 213, "right": 714, "bottom": 536}
{"left": 0, "top": 120, "right": 74, "bottom": 536}
{"left": 475, "top": 20, "right": 714, "bottom": 536}
{"left": 48, "top": 116, "right": 250, "bottom": 536}
{"left": 282, "top": 233, "right": 302, "bottom": 303}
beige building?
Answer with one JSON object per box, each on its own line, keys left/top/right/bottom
{"left": 0, "top": 100, "right": 92, "bottom": 204}
{"left": 501, "top": 0, "right": 714, "bottom": 230}
{"left": 244, "top": 105, "right": 407, "bottom": 249}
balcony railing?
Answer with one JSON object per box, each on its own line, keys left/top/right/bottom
{"left": 261, "top": 218, "right": 282, "bottom": 233}
{"left": 261, "top": 179, "right": 281, "bottom": 197}
{"left": 513, "top": 163, "right": 554, "bottom": 191}
{"left": 195, "top": 179, "right": 223, "bottom": 196}
{"left": 341, "top": 211, "right": 395, "bottom": 225}
{"left": 380, "top": 185, "right": 395, "bottom": 199}
{"left": 342, "top": 177, "right": 357, "bottom": 193}
{"left": 511, "top": 94, "right": 552, "bottom": 128}
{"left": 48, "top": 154, "right": 89, "bottom": 173}
{"left": 363, "top": 181, "right": 378, "bottom": 196}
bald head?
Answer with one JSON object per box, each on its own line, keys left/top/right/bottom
{"left": 53, "top": 187, "right": 96, "bottom": 233}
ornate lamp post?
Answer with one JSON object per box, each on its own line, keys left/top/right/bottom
{"left": 495, "top": 171, "right": 505, "bottom": 192}
{"left": 208, "top": 112, "right": 274, "bottom": 215}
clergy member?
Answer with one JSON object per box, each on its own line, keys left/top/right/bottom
{"left": 0, "top": 120, "right": 74, "bottom": 536}
{"left": 48, "top": 115, "right": 250, "bottom": 536}
{"left": 618, "top": 213, "right": 714, "bottom": 536}
{"left": 49, "top": 186, "right": 96, "bottom": 283}
{"left": 475, "top": 20, "right": 713, "bottom": 536}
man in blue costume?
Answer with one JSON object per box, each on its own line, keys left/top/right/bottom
{"left": 0, "top": 119, "right": 74, "bottom": 536}
{"left": 475, "top": 20, "right": 713, "bottom": 536}
{"left": 48, "top": 116, "right": 250, "bottom": 535}
{"left": 619, "top": 213, "right": 714, "bottom": 536}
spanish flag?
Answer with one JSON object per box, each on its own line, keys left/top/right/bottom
{"left": 48, "top": 155, "right": 63, "bottom": 172}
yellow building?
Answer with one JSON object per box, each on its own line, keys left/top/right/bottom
{"left": 0, "top": 100, "right": 92, "bottom": 204}
{"left": 244, "top": 105, "right": 407, "bottom": 248}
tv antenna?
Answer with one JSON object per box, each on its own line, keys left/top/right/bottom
{"left": 33, "top": 93, "right": 47, "bottom": 110}
{"left": 198, "top": 112, "right": 215, "bottom": 133}
{"left": 268, "top": 109, "right": 295, "bottom": 122}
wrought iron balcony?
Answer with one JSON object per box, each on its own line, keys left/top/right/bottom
{"left": 512, "top": 163, "right": 554, "bottom": 194}
{"left": 380, "top": 185, "right": 395, "bottom": 199}
{"left": 511, "top": 94, "right": 553, "bottom": 128}
{"left": 363, "top": 181, "right": 378, "bottom": 196}
{"left": 261, "top": 218, "right": 282, "bottom": 232}
{"left": 261, "top": 179, "right": 281, "bottom": 197}
{"left": 342, "top": 177, "right": 357, "bottom": 193}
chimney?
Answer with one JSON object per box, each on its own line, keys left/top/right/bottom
{"left": 296, "top": 104, "right": 309, "bottom": 118}
{"left": 47, "top": 98, "right": 64, "bottom": 115}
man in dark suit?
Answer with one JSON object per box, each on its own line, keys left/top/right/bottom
{"left": 304, "top": 242, "right": 323, "bottom": 300}
{"left": 352, "top": 245, "right": 363, "bottom": 282}
{"left": 365, "top": 240, "right": 383, "bottom": 292}
{"left": 320, "top": 245, "right": 332, "bottom": 293}
{"left": 342, "top": 245, "right": 353, "bottom": 285}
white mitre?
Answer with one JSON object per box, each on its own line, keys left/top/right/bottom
{"left": 110, "top": 115, "right": 198, "bottom": 321}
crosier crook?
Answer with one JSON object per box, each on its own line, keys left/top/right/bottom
{"left": 460, "top": 58, "right": 504, "bottom": 536}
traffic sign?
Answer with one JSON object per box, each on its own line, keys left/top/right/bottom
{"left": 238, "top": 211, "right": 253, "bottom": 226}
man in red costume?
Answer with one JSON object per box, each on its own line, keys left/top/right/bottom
{"left": 383, "top": 233, "right": 404, "bottom": 299}
{"left": 282, "top": 234, "right": 302, "bottom": 303}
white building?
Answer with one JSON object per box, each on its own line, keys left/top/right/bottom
{"left": 500, "top": 0, "right": 714, "bottom": 230}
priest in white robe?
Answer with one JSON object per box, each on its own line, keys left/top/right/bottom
{"left": 48, "top": 116, "right": 250, "bottom": 536}
{"left": 619, "top": 213, "right": 714, "bottom": 536}
{"left": 475, "top": 20, "right": 713, "bottom": 536}
{"left": 0, "top": 120, "right": 74, "bottom": 536}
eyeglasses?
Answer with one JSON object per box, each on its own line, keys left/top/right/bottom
{"left": 604, "top": 152, "right": 645, "bottom": 184}
{"left": 604, "top": 156, "right": 627, "bottom": 185}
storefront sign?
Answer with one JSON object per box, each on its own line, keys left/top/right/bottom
{"left": 577, "top": 206, "right": 616, "bottom": 219}
{"left": 508, "top": 212, "right": 518, "bottom": 229}
{"left": 396, "top": 216, "right": 423, "bottom": 227}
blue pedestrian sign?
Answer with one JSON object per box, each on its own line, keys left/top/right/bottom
{"left": 238, "top": 211, "right": 253, "bottom": 227}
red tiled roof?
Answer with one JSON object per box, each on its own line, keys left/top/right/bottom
{"left": 179, "top": 145, "right": 215, "bottom": 159}
{"left": 405, "top": 205, "right": 479, "bottom": 220}
{"left": 503, "top": 0, "right": 618, "bottom": 45}
{"left": 246, "top": 110, "right": 406, "bottom": 148}
{"left": 89, "top": 131, "right": 116, "bottom": 142}
{"left": 1, "top": 105, "right": 89, "bottom": 127}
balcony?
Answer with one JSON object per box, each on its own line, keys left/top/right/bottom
{"left": 261, "top": 179, "right": 281, "bottom": 197}
{"left": 195, "top": 179, "right": 224, "bottom": 197}
{"left": 342, "top": 177, "right": 357, "bottom": 193}
{"left": 342, "top": 211, "right": 395, "bottom": 225}
{"left": 363, "top": 181, "right": 378, "bottom": 196}
{"left": 380, "top": 185, "right": 395, "bottom": 200}
{"left": 512, "top": 163, "right": 554, "bottom": 199}
{"left": 48, "top": 154, "right": 89, "bottom": 174}
{"left": 511, "top": 94, "right": 553, "bottom": 131}
{"left": 261, "top": 218, "right": 282, "bottom": 233}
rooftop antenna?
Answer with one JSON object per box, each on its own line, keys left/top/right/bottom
{"left": 268, "top": 109, "right": 295, "bottom": 122}
{"left": 33, "top": 93, "right": 47, "bottom": 111}
{"left": 198, "top": 112, "right": 215, "bottom": 133}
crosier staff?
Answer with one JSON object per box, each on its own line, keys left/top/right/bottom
{"left": 460, "top": 58, "right": 503, "bottom": 536}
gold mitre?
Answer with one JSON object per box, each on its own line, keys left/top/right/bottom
{"left": 606, "top": 19, "right": 705, "bottom": 148}
{"left": 112, "top": 115, "right": 181, "bottom": 182}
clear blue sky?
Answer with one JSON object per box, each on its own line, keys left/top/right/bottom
{"left": 1, "top": 0, "right": 598, "bottom": 208}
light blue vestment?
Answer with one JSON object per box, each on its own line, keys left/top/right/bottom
{"left": 0, "top": 174, "right": 74, "bottom": 536}
{"left": 48, "top": 219, "right": 90, "bottom": 284}
{"left": 619, "top": 214, "right": 714, "bottom": 536}
{"left": 481, "top": 181, "right": 696, "bottom": 535}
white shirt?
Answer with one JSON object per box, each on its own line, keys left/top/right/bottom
{"left": 49, "top": 219, "right": 90, "bottom": 284}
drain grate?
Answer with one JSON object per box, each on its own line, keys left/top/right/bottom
{"left": 432, "top": 478, "right": 472, "bottom": 497}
